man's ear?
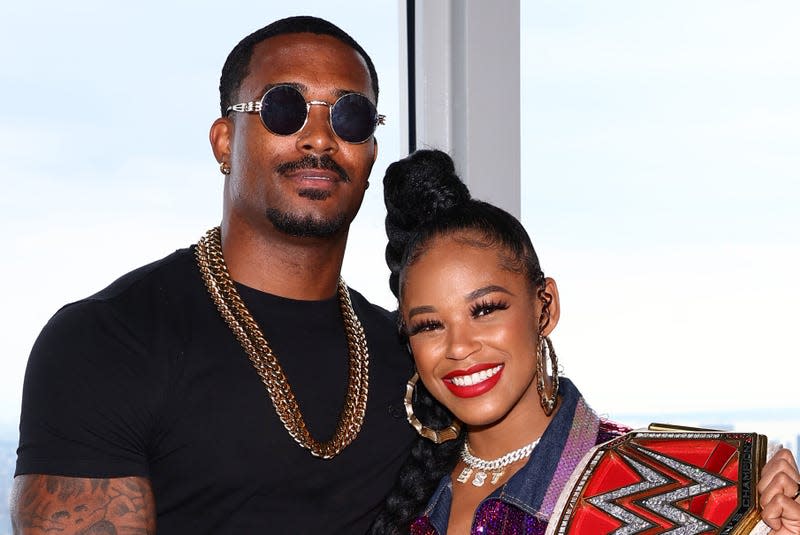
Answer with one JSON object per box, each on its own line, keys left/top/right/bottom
{"left": 541, "top": 277, "right": 560, "bottom": 337}
{"left": 210, "top": 117, "right": 232, "bottom": 166}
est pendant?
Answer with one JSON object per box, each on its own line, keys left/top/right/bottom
{"left": 457, "top": 467, "right": 473, "bottom": 483}
{"left": 457, "top": 466, "right": 505, "bottom": 486}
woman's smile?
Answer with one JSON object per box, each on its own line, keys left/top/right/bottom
{"left": 443, "top": 364, "right": 504, "bottom": 397}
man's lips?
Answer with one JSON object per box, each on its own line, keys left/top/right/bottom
{"left": 443, "top": 363, "right": 504, "bottom": 398}
{"left": 284, "top": 168, "right": 342, "bottom": 183}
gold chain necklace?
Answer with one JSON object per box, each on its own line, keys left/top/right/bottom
{"left": 195, "top": 227, "right": 369, "bottom": 459}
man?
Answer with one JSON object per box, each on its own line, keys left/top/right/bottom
{"left": 12, "top": 16, "right": 414, "bottom": 534}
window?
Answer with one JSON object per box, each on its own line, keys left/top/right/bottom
{"left": 521, "top": 2, "right": 799, "bottom": 446}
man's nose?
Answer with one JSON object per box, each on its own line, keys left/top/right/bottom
{"left": 296, "top": 102, "right": 339, "bottom": 155}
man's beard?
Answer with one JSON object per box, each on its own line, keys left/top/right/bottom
{"left": 266, "top": 207, "right": 347, "bottom": 238}
{"left": 267, "top": 154, "right": 353, "bottom": 238}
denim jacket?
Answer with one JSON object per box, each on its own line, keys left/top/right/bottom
{"left": 410, "top": 379, "right": 628, "bottom": 535}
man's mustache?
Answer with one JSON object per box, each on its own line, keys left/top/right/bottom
{"left": 275, "top": 155, "right": 350, "bottom": 183}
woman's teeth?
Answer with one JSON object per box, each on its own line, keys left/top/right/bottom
{"left": 448, "top": 365, "right": 503, "bottom": 387}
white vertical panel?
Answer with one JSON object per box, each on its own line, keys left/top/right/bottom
{"left": 412, "top": 0, "right": 520, "bottom": 217}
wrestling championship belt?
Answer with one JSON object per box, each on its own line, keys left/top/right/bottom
{"left": 547, "top": 424, "right": 767, "bottom": 535}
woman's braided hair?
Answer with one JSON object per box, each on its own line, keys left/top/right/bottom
{"left": 370, "top": 150, "right": 546, "bottom": 534}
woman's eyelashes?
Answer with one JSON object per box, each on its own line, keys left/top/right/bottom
{"left": 470, "top": 299, "right": 509, "bottom": 318}
{"left": 407, "top": 299, "right": 510, "bottom": 336}
{"left": 407, "top": 319, "right": 442, "bottom": 336}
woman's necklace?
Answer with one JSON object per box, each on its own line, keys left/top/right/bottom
{"left": 457, "top": 436, "right": 541, "bottom": 487}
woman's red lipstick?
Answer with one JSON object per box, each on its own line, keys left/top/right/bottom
{"left": 443, "top": 363, "right": 504, "bottom": 398}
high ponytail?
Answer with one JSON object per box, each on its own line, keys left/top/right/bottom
{"left": 384, "top": 149, "right": 471, "bottom": 298}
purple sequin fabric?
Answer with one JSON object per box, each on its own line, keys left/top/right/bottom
{"left": 472, "top": 500, "right": 549, "bottom": 535}
{"left": 410, "top": 500, "right": 548, "bottom": 535}
{"left": 410, "top": 516, "right": 436, "bottom": 535}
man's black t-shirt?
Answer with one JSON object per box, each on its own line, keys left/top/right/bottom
{"left": 16, "top": 247, "right": 415, "bottom": 534}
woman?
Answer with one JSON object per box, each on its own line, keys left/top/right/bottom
{"left": 371, "top": 150, "right": 800, "bottom": 534}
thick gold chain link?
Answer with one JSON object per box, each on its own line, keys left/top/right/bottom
{"left": 195, "top": 227, "right": 369, "bottom": 458}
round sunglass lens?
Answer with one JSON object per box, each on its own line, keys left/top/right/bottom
{"left": 261, "top": 85, "right": 307, "bottom": 136}
{"left": 331, "top": 93, "right": 378, "bottom": 143}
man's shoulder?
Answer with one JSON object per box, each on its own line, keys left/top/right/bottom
{"left": 346, "top": 286, "right": 398, "bottom": 327}
{"left": 27, "top": 247, "right": 203, "bottom": 383}
{"left": 88, "top": 246, "right": 197, "bottom": 302}
{"left": 345, "top": 287, "right": 407, "bottom": 358}
{"left": 45, "top": 247, "right": 200, "bottom": 333}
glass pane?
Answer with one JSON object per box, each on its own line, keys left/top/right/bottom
{"left": 521, "top": 2, "right": 799, "bottom": 444}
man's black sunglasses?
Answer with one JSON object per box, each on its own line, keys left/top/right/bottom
{"left": 226, "top": 84, "right": 385, "bottom": 144}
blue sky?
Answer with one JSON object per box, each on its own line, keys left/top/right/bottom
{"left": 1, "top": 1, "right": 797, "bottom": 440}
{"left": 520, "top": 1, "right": 799, "bottom": 426}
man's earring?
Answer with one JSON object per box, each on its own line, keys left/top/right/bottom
{"left": 219, "top": 162, "right": 231, "bottom": 175}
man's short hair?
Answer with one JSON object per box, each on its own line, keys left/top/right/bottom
{"left": 219, "top": 15, "right": 380, "bottom": 117}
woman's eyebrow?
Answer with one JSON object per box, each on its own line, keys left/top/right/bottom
{"left": 465, "top": 285, "right": 513, "bottom": 301}
{"left": 407, "top": 305, "right": 435, "bottom": 319}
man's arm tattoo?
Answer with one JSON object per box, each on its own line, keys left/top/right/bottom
{"left": 11, "top": 475, "right": 156, "bottom": 535}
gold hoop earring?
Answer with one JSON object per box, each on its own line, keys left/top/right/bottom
{"left": 219, "top": 161, "right": 231, "bottom": 175}
{"left": 404, "top": 372, "right": 461, "bottom": 443}
{"left": 536, "top": 335, "right": 559, "bottom": 416}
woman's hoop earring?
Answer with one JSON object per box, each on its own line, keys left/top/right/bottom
{"left": 404, "top": 372, "right": 461, "bottom": 443}
{"left": 536, "top": 335, "right": 559, "bottom": 416}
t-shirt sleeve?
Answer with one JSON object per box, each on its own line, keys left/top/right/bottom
{"left": 15, "top": 299, "right": 161, "bottom": 478}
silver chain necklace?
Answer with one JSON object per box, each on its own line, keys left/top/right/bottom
{"left": 457, "top": 436, "right": 541, "bottom": 487}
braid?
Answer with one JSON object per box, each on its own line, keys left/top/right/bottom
{"left": 369, "top": 384, "right": 463, "bottom": 534}
{"left": 374, "top": 150, "right": 470, "bottom": 532}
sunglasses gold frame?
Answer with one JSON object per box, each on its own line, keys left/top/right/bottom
{"left": 226, "top": 84, "right": 385, "bottom": 144}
